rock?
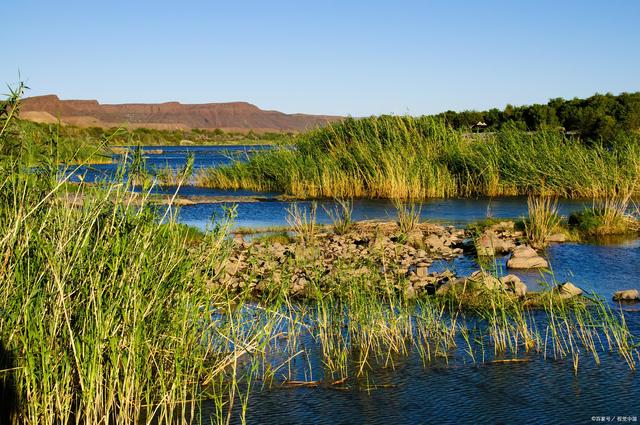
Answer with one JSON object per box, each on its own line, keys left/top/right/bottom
{"left": 413, "top": 276, "right": 437, "bottom": 289}
{"left": 415, "top": 265, "right": 428, "bottom": 277}
{"left": 556, "top": 282, "right": 583, "bottom": 299}
{"left": 233, "top": 233, "right": 246, "bottom": 245}
{"left": 547, "top": 233, "right": 567, "bottom": 243}
{"left": 439, "top": 269, "right": 455, "bottom": 280}
{"left": 405, "top": 285, "right": 417, "bottom": 299}
{"left": 499, "top": 274, "right": 528, "bottom": 297}
{"left": 613, "top": 289, "right": 640, "bottom": 301}
{"left": 405, "top": 230, "right": 424, "bottom": 247}
{"left": 424, "top": 234, "right": 444, "bottom": 249}
{"left": 290, "top": 276, "right": 308, "bottom": 295}
{"left": 469, "top": 270, "right": 501, "bottom": 290}
{"left": 489, "top": 221, "right": 515, "bottom": 232}
{"left": 409, "top": 273, "right": 421, "bottom": 283}
{"left": 510, "top": 245, "right": 538, "bottom": 258}
{"left": 436, "top": 278, "right": 468, "bottom": 296}
{"left": 506, "top": 245, "right": 548, "bottom": 269}
{"left": 507, "top": 256, "right": 548, "bottom": 269}
{"left": 476, "top": 230, "right": 515, "bottom": 256}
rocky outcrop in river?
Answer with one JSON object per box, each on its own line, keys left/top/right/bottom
{"left": 213, "top": 220, "right": 569, "bottom": 304}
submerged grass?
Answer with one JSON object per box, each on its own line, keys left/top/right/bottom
{"left": 196, "top": 116, "right": 640, "bottom": 200}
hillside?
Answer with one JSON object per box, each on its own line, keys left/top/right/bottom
{"left": 20, "top": 95, "right": 341, "bottom": 132}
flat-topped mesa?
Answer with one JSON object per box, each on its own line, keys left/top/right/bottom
{"left": 20, "top": 94, "right": 341, "bottom": 132}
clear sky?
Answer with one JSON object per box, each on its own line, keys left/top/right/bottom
{"left": 3, "top": 0, "right": 639, "bottom": 116}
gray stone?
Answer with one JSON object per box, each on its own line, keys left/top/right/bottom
{"left": 511, "top": 245, "right": 538, "bottom": 258}
{"left": 507, "top": 256, "right": 548, "bottom": 269}
{"left": 436, "top": 279, "right": 465, "bottom": 295}
{"left": 416, "top": 266, "right": 429, "bottom": 277}
{"left": 490, "top": 221, "right": 515, "bottom": 232}
{"left": 425, "top": 234, "right": 445, "bottom": 249}
{"left": 405, "top": 285, "right": 417, "bottom": 299}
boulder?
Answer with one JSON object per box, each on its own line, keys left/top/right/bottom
{"left": 407, "top": 230, "right": 425, "bottom": 247}
{"left": 499, "top": 274, "right": 528, "bottom": 297}
{"left": 507, "top": 256, "right": 548, "bottom": 269}
{"left": 413, "top": 276, "right": 437, "bottom": 290}
{"left": 290, "top": 276, "right": 308, "bottom": 295}
{"left": 506, "top": 245, "right": 548, "bottom": 269}
{"left": 510, "top": 245, "right": 537, "bottom": 258}
{"left": 233, "top": 233, "right": 246, "bottom": 246}
{"left": 613, "top": 289, "right": 640, "bottom": 302}
{"left": 555, "top": 282, "right": 583, "bottom": 299}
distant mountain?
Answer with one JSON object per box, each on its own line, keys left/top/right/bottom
{"left": 20, "top": 95, "right": 341, "bottom": 132}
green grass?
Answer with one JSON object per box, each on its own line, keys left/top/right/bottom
{"left": 18, "top": 119, "right": 291, "bottom": 147}
{"left": 14, "top": 119, "right": 113, "bottom": 164}
{"left": 196, "top": 115, "right": 640, "bottom": 200}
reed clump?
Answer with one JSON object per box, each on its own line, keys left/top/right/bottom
{"left": 525, "top": 195, "right": 562, "bottom": 248}
{"left": 324, "top": 198, "right": 354, "bottom": 235}
{"left": 394, "top": 198, "right": 422, "bottom": 235}
{"left": 286, "top": 202, "right": 318, "bottom": 246}
{"left": 569, "top": 188, "right": 640, "bottom": 236}
{"left": 196, "top": 116, "right": 640, "bottom": 200}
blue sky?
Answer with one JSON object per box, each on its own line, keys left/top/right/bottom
{"left": 3, "top": 0, "right": 639, "bottom": 115}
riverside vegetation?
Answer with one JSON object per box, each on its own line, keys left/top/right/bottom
{"left": 1, "top": 87, "right": 639, "bottom": 424}
{"left": 197, "top": 115, "right": 640, "bottom": 202}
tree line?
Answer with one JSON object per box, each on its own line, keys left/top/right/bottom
{"left": 433, "top": 92, "right": 640, "bottom": 143}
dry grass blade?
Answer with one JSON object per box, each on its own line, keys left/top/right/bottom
{"left": 525, "top": 194, "right": 561, "bottom": 248}
{"left": 286, "top": 202, "right": 318, "bottom": 245}
{"left": 394, "top": 198, "right": 422, "bottom": 234}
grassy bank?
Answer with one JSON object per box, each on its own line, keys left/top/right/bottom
{"left": 196, "top": 116, "right": 640, "bottom": 199}
{"left": 18, "top": 119, "right": 290, "bottom": 147}
{"left": 5, "top": 85, "right": 111, "bottom": 164}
